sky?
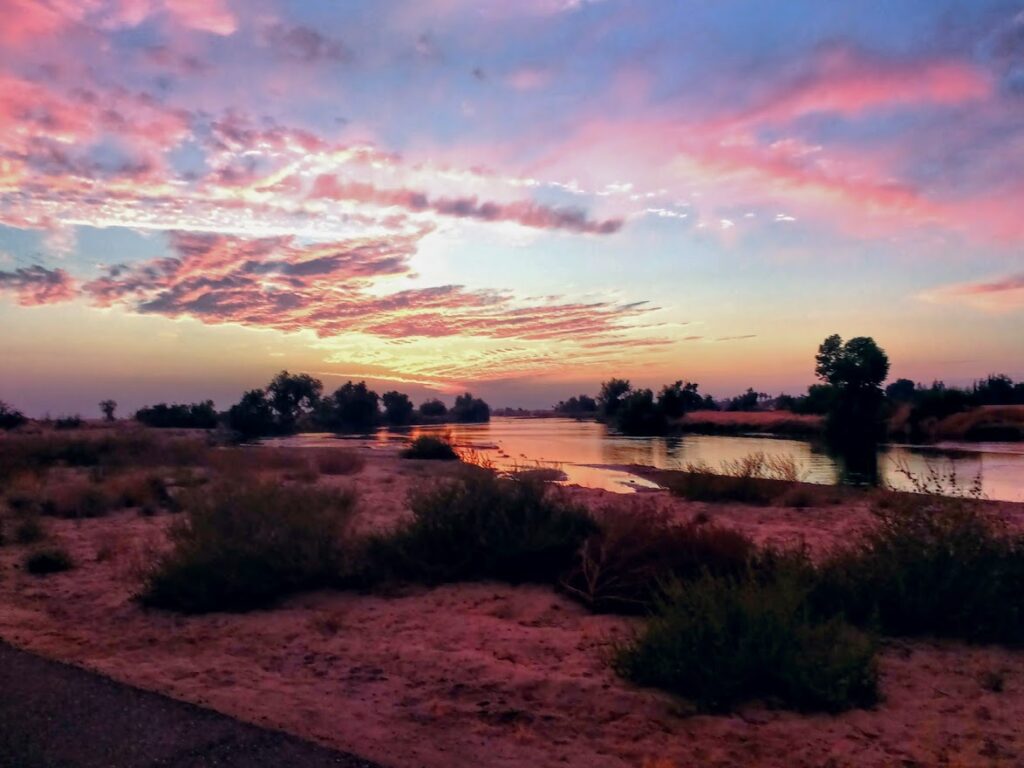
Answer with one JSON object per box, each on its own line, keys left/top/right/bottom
{"left": 1, "top": 0, "right": 1023, "bottom": 415}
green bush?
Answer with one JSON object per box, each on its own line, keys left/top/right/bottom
{"left": 401, "top": 435, "right": 459, "bottom": 461}
{"left": 141, "top": 482, "right": 356, "bottom": 613}
{"left": 615, "top": 572, "right": 878, "bottom": 713}
{"left": 561, "top": 505, "right": 754, "bottom": 613}
{"left": 814, "top": 496, "right": 1024, "bottom": 644}
{"left": 370, "top": 470, "right": 595, "bottom": 585}
{"left": 25, "top": 547, "right": 73, "bottom": 575}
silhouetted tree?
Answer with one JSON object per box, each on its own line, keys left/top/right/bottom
{"left": 726, "top": 388, "right": 769, "bottom": 412}
{"left": 598, "top": 378, "right": 631, "bottom": 420}
{"left": 323, "top": 381, "right": 379, "bottom": 432}
{"left": 885, "top": 378, "right": 916, "bottom": 403}
{"left": 554, "top": 394, "right": 599, "bottom": 416}
{"left": 136, "top": 401, "right": 218, "bottom": 429}
{"left": 267, "top": 371, "right": 322, "bottom": 432}
{"left": 419, "top": 398, "right": 448, "bottom": 418}
{"left": 99, "top": 399, "right": 117, "bottom": 422}
{"left": 382, "top": 391, "right": 415, "bottom": 426}
{"left": 228, "top": 389, "right": 276, "bottom": 439}
{"left": 657, "top": 381, "right": 704, "bottom": 418}
{"left": 612, "top": 388, "right": 667, "bottom": 435}
{"left": 0, "top": 401, "right": 27, "bottom": 430}
{"left": 451, "top": 392, "right": 490, "bottom": 423}
{"left": 815, "top": 334, "right": 890, "bottom": 443}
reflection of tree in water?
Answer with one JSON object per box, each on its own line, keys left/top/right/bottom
{"left": 831, "top": 443, "right": 880, "bottom": 486}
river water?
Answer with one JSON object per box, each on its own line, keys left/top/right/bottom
{"left": 273, "top": 417, "right": 1024, "bottom": 500}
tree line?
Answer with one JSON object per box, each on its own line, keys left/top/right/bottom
{"left": 126, "top": 372, "right": 488, "bottom": 438}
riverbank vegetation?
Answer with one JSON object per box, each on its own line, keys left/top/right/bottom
{"left": 3, "top": 426, "right": 1024, "bottom": 719}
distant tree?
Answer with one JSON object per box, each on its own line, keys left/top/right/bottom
{"left": 228, "top": 389, "right": 276, "bottom": 439}
{"left": 974, "top": 374, "right": 1018, "bottom": 405}
{"left": 267, "top": 371, "right": 322, "bottom": 432}
{"left": 554, "top": 394, "right": 598, "bottom": 416}
{"left": 815, "top": 334, "right": 890, "bottom": 442}
{"left": 323, "top": 381, "right": 379, "bottom": 432}
{"left": 451, "top": 392, "right": 490, "bottom": 423}
{"left": 136, "top": 401, "right": 217, "bottom": 429}
{"left": 726, "top": 388, "right": 769, "bottom": 412}
{"left": 790, "top": 384, "right": 836, "bottom": 415}
{"left": 885, "top": 378, "right": 916, "bottom": 403}
{"left": 613, "top": 388, "right": 667, "bottom": 435}
{"left": 657, "top": 381, "right": 704, "bottom": 419}
{"left": 597, "top": 378, "right": 631, "bottom": 420}
{"left": 99, "top": 399, "right": 117, "bottom": 422}
{"left": 0, "top": 401, "right": 27, "bottom": 430}
{"left": 701, "top": 394, "right": 719, "bottom": 411}
{"left": 382, "top": 391, "right": 415, "bottom": 426}
{"left": 419, "top": 398, "right": 448, "bottom": 418}
{"left": 773, "top": 394, "right": 798, "bottom": 411}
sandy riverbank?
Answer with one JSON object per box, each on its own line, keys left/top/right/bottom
{"left": 2, "top": 443, "right": 1023, "bottom": 767}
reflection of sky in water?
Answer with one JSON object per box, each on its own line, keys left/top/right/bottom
{"left": 269, "top": 418, "right": 1024, "bottom": 500}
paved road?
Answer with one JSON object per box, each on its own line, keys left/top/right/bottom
{"left": 0, "top": 641, "right": 383, "bottom": 767}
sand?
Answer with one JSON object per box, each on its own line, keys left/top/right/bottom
{"left": 2, "top": 447, "right": 1023, "bottom": 768}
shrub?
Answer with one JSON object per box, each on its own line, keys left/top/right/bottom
{"left": 814, "top": 495, "right": 1024, "bottom": 644}
{"left": 54, "top": 415, "right": 84, "bottom": 430}
{"left": 561, "top": 505, "right": 754, "bottom": 613}
{"left": 25, "top": 547, "right": 74, "bottom": 575}
{"left": 615, "top": 572, "right": 879, "bottom": 713}
{"left": 402, "top": 434, "right": 460, "bottom": 461}
{"left": 141, "top": 482, "right": 356, "bottom": 613}
{"left": 40, "top": 481, "right": 112, "bottom": 518}
{"left": 370, "top": 470, "right": 595, "bottom": 585}
{"left": 0, "top": 401, "right": 27, "bottom": 430}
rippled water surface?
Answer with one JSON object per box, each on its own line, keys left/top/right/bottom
{"left": 272, "top": 417, "right": 1024, "bottom": 499}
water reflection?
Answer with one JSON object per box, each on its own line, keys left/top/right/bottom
{"left": 271, "top": 417, "right": 1024, "bottom": 500}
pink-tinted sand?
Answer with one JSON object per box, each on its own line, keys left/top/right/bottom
{"left": 2, "top": 448, "right": 1023, "bottom": 767}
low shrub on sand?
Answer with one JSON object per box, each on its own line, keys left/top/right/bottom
{"left": 25, "top": 546, "right": 74, "bottom": 575}
{"left": 814, "top": 495, "right": 1024, "bottom": 644}
{"left": 560, "top": 505, "right": 754, "bottom": 613}
{"left": 401, "top": 434, "right": 460, "bottom": 461}
{"left": 369, "top": 469, "right": 595, "bottom": 584}
{"left": 141, "top": 482, "right": 357, "bottom": 613}
{"left": 615, "top": 570, "right": 879, "bottom": 713}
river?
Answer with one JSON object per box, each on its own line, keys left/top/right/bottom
{"left": 272, "top": 417, "right": 1024, "bottom": 500}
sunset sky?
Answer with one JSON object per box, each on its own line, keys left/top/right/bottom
{"left": 1, "top": 0, "right": 1023, "bottom": 415}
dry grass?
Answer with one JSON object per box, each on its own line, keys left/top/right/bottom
{"left": 678, "top": 410, "right": 823, "bottom": 436}
{"left": 933, "top": 405, "right": 1024, "bottom": 441}
{"left": 312, "top": 448, "right": 366, "bottom": 476}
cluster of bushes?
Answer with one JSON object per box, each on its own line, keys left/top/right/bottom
{"left": 226, "top": 371, "right": 490, "bottom": 439}
{"left": 132, "top": 457, "right": 1024, "bottom": 714}
{"left": 135, "top": 401, "right": 218, "bottom": 429}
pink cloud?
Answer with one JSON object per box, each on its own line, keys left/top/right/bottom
{"left": 726, "top": 48, "right": 991, "bottom": 128}
{"left": 0, "top": 265, "right": 78, "bottom": 305}
{"left": 920, "top": 272, "right": 1024, "bottom": 312}
{"left": 309, "top": 176, "right": 622, "bottom": 234}
{"left": 82, "top": 231, "right": 650, "bottom": 343}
